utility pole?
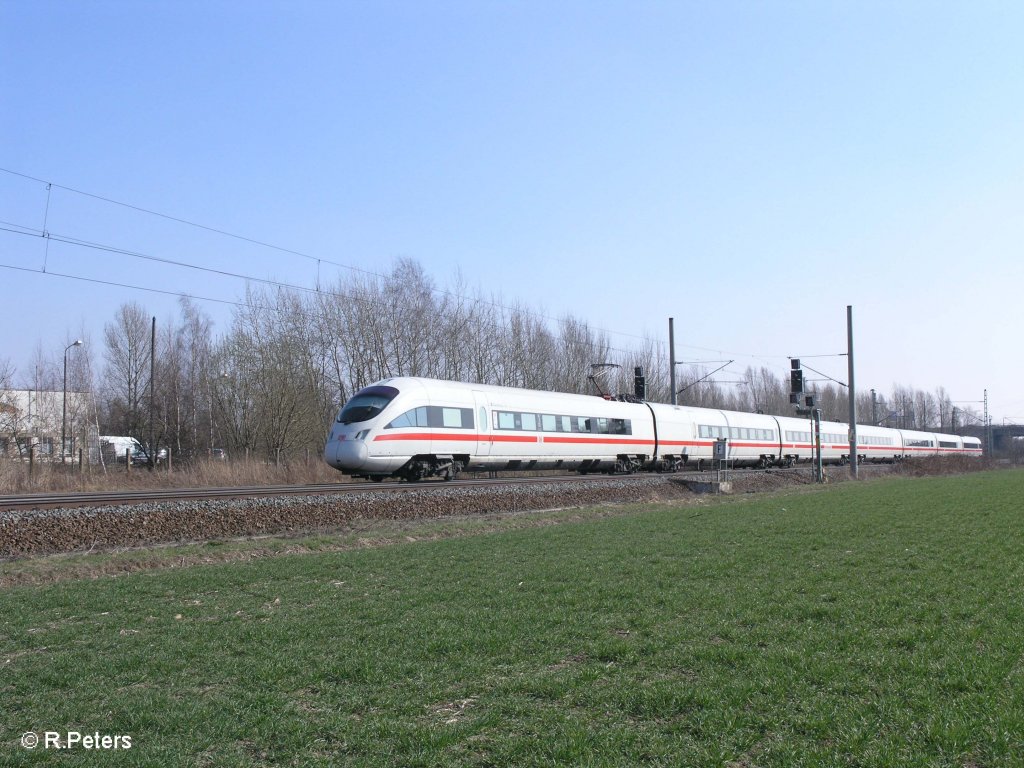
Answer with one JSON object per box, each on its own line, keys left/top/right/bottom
{"left": 149, "top": 316, "right": 156, "bottom": 470}
{"left": 847, "top": 305, "right": 858, "bottom": 479}
{"left": 669, "top": 317, "right": 677, "bottom": 406}
{"left": 814, "top": 408, "right": 824, "bottom": 483}
{"left": 984, "top": 389, "right": 991, "bottom": 457}
{"left": 871, "top": 389, "right": 878, "bottom": 426}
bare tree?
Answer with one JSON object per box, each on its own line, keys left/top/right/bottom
{"left": 102, "top": 302, "right": 152, "bottom": 438}
{"left": 0, "top": 358, "right": 16, "bottom": 453}
{"left": 739, "top": 366, "right": 789, "bottom": 415}
{"left": 178, "top": 298, "right": 215, "bottom": 457}
{"left": 934, "top": 386, "right": 953, "bottom": 431}
{"left": 613, "top": 334, "right": 664, "bottom": 401}
{"left": 914, "top": 390, "right": 938, "bottom": 430}
{"left": 462, "top": 292, "right": 505, "bottom": 385}
{"left": 553, "top": 315, "right": 611, "bottom": 395}
{"left": 497, "top": 305, "right": 557, "bottom": 389}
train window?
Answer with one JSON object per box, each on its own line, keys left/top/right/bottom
{"left": 386, "top": 411, "right": 411, "bottom": 428}
{"left": 610, "top": 419, "right": 630, "bottom": 435}
{"left": 939, "top": 441, "right": 958, "bottom": 448}
{"left": 558, "top": 416, "right": 571, "bottom": 432}
{"left": 496, "top": 411, "right": 516, "bottom": 430}
{"left": 385, "top": 407, "right": 427, "bottom": 428}
{"left": 386, "top": 406, "right": 474, "bottom": 429}
{"left": 337, "top": 385, "right": 400, "bottom": 424}
{"left": 521, "top": 413, "right": 538, "bottom": 431}
{"left": 541, "top": 414, "right": 557, "bottom": 432}
{"left": 442, "top": 408, "right": 468, "bottom": 429}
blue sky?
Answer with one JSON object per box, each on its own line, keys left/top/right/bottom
{"left": 2, "top": 1, "right": 1022, "bottom": 421}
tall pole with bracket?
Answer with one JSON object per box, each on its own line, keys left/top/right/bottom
{"left": 669, "top": 317, "right": 677, "bottom": 406}
{"left": 847, "top": 305, "right": 858, "bottom": 479}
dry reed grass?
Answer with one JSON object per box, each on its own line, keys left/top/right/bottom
{"left": 0, "top": 455, "right": 348, "bottom": 494}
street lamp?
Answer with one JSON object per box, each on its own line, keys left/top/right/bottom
{"left": 62, "top": 339, "right": 83, "bottom": 464}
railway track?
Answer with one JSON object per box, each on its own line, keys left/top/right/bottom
{"left": 0, "top": 466, "right": 895, "bottom": 560}
{"left": 0, "top": 472, "right": 667, "bottom": 512}
{"left": 0, "top": 473, "right": 696, "bottom": 560}
{"left": 0, "top": 465, "right": 883, "bottom": 513}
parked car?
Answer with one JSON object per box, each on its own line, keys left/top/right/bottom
{"left": 211, "top": 448, "right": 228, "bottom": 461}
{"left": 130, "top": 447, "right": 168, "bottom": 466}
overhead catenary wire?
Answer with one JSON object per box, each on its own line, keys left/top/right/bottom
{"left": 1, "top": 167, "right": 661, "bottom": 346}
{"left": 1, "top": 167, "right": 803, "bottom": 375}
{"left": 0, "top": 226, "right": 651, "bottom": 360}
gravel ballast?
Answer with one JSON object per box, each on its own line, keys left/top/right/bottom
{"left": 0, "top": 476, "right": 705, "bottom": 559}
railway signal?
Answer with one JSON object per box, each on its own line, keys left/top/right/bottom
{"left": 790, "top": 358, "right": 804, "bottom": 395}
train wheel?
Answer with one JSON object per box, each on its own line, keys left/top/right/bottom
{"left": 401, "top": 460, "right": 429, "bottom": 482}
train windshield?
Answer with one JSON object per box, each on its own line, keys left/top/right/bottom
{"left": 337, "top": 386, "right": 399, "bottom": 424}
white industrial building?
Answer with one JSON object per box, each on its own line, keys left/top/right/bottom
{"left": 0, "top": 389, "right": 98, "bottom": 461}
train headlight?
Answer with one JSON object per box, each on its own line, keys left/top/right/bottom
{"left": 354, "top": 430, "right": 370, "bottom": 441}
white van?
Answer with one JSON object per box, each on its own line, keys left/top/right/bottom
{"left": 99, "top": 436, "right": 144, "bottom": 465}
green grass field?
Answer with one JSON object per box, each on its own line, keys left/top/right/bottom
{"left": 3, "top": 471, "right": 1023, "bottom": 766}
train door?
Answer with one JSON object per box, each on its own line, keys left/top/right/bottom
{"left": 472, "top": 391, "right": 492, "bottom": 458}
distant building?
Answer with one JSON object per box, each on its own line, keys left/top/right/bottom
{"left": 0, "top": 389, "right": 97, "bottom": 460}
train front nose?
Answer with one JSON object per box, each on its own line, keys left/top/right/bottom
{"left": 328, "top": 435, "right": 369, "bottom": 471}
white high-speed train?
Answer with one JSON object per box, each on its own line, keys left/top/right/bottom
{"left": 324, "top": 377, "right": 983, "bottom": 481}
